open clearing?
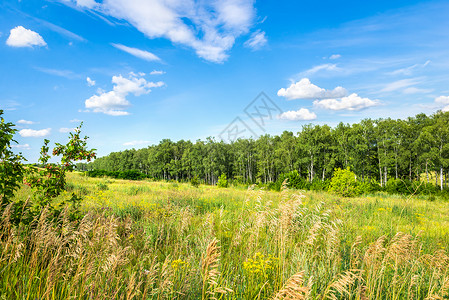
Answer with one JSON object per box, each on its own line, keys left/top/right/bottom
{"left": 3, "top": 172, "right": 449, "bottom": 299}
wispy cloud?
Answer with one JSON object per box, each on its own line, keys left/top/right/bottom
{"left": 381, "top": 78, "right": 422, "bottom": 92}
{"left": 244, "top": 30, "right": 267, "bottom": 50}
{"left": 35, "top": 67, "right": 80, "bottom": 79}
{"left": 111, "top": 43, "right": 161, "bottom": 62}
{"left": 17, "top": 119, "right": 35, "bottom": 125}
{"left": 150, "top": 70, "right": 165, "bottom": 75}
{"left": 63, "top": 0, "right": 257, "bottom": 63}
{"left": 59, "top": 127, "right": 75, "bottom": 133}
{"left": 329, "top": 54, "right": 341, "bottom": 60}
{"left": 11, "top": 143, "right": 31, "bottom": 150}
{"left": 298, "top": 63, "right": 342, "bottom": 77}
{"left": 123, "top": 140, "right": 151, "bottom": 146}
{"left": 388, "top": 60, "right": 431, "bottom": 76}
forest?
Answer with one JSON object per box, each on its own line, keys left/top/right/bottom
{"left": 82, "top": 111, "right": 449, "bottom": 190}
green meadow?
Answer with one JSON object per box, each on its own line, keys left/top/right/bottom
{"left": 2, "top": 172, "right": 449, "bottom": 299}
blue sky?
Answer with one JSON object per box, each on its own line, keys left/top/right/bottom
{"left": 1, "top": 0, "right": 449, "bottom": 162}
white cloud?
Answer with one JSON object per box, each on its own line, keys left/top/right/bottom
{"left": 86, "top": 77, "right": 96, "bottom": 86}
{"left": 85, "top": 73, "right": 164, "bottom": 116}
{"left": 17, "top": 119, "right": 35, "bottom": 125}
{"left": 244, "top": 30, "right": 267, "bottom": 50}
{"left": 35, "top": 67, "right": 79, "bottom": 79}
{"left": 64, "top": 0, "right": 256, "bottom": 63}
{"left": 70, "top": 118, "right": 83, "bottom": 123}
{"left": 150, "top": 70, "right": 165, "bottom": 75}
{"left": 381, "top": 78, "right": 421, "bottom": 92}
{"left": 59, "top": 127, "right": 75, "bottom": 133}
{"left": 74, "top": 0, "right": 98, "bottom": 9}
{"left": 403, "top": 87, "right": 433, "bottom": 94}
{"left": 300, "top": 63, "right": 341, "bottom": 76}
{"left": 11, "top": 144, "right": 31, "bottom": 150}
{"left": 6, "top": 26, "right": 47, "bottom": 48}
{"left": 388, "top": 60, "right": 431, "bottom": 76}
{"left": 123, "top": 140, "right": 151, "bottom": 146}
{"left": 278, "top": 108, "right": 317, "bottom": 121}
{"left": 435, "top": 95, "right": 449, "bottom": 105}
{"left": 313, "top": 93, "right": 379, "bottom": 111}
{"left": 111, "top": 43, "right": 161, "bottom": 62}
{"left": 435, "top": 95, "right": 449, "bottom": 112}
{"left": 329, "top": 54, "right": 341, "bottom": 60}
{"left": 19, "top": 128, "right": 51, "bottom": 137}
{"left": 277, "top": 78, "right": 347, "bottom": 100}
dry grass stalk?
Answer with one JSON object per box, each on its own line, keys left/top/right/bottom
{"left": 201, "top": 238, "right": 232, "bottom": 299}
{"left": 322, "top": 269, "right": 363, "bottom": 300}
{"left": 273, "top": 271, "right": 309, "bottom": 300}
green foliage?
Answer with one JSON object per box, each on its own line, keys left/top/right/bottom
{"left": 0, "top": 110, "right": 26, "bottom": 205}
{"left": 217, "top": 173, "right": 228, "bottom": 188}
{"left": 87, "top": 169, "right": 147, "bottom": 180}
{"left": 329, "top": 167, "right": 361, "bottom": 197}
{"left": 0, "top": 111, "right": 96, "bottom": 223}
{"left": 190, "top": 175, "right": 200, "bottom": 187}
{"left": 23, "top": 123, "right": 96, "bottom": 219}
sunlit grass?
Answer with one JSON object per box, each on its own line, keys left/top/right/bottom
{"left": 3, "top": 172, "right": 449, "bottom": 299}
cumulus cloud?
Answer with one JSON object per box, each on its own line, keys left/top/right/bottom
{"left": 277, "top": 78, "right": 347, "bottom": 100}
{"left": 11, "top": 144, "right": 31, "bottom": 150}
{"left": 86, "top": 77, "right": 96, "bottom": 86}
{"left": 244, "top": 30, "right": 267, "bottom": 50}
{"left": 150, "top": 70, "right": 165, "bottom": 75}
{"left": 85, "top": 73, "right": 164, "bottom": 116}
{"left": 278, "top": 108, "right": 317, "bottom": 121}
{"left": 111, "top": 43, "right": 161, "bottom": 61}
{"left": 64, "top": 0, "right": 256, "bottom": 63}
{"left": 435, "top": 95, "right": 449, "bottom": 112}
{"left": 19, "top": 128, "right": 51, "bottom": 137}
{"left": 123, "top": 140, "right": 151, "bottom": 146}
{"left": 6, "top": 26, "right": 47, "bottom": 48}
{"left": 70, "top": 118, "right": 83, "bottom": 123}
{"left": 17, "top": 119, "right": 35, "bottom": 125}
{"left": 313, "top": 93, "right": 379, "bottom": 111}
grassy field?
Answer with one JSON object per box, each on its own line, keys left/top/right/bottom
{"left": 2, "top": 172, "right": 449, "bottom": 299}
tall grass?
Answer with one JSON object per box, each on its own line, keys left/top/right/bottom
{"left": 2, "top": 173, "right": 449, "bottom": 299}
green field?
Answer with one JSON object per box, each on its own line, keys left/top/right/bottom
{"left": 2, "top": 172, "right": 449, "bottom": 299}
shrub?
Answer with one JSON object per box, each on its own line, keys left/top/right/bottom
{"left": 217, "top": 173, "right": 228, "bottom": 188}
{"left": 190, "top": 175, "right": 200, "bottom": 187}
{"left": 0, "top": 110, "right": 26, "bottom": 205}
{"left": 329, "top": 167, "right": 361, "bottom": 197}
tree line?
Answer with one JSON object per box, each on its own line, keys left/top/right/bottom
{"left": 80, "top": 111, "right": 449, "bottom": 190}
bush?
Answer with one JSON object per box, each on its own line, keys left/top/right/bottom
{"left": 190, "top": 175, "right": 200, "bottom": 187}
{"left": 329, "top": 167, "right": 361, "bottom": 197}
{"left": 217, "top": 173, "right": 228, "bottom": 188}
